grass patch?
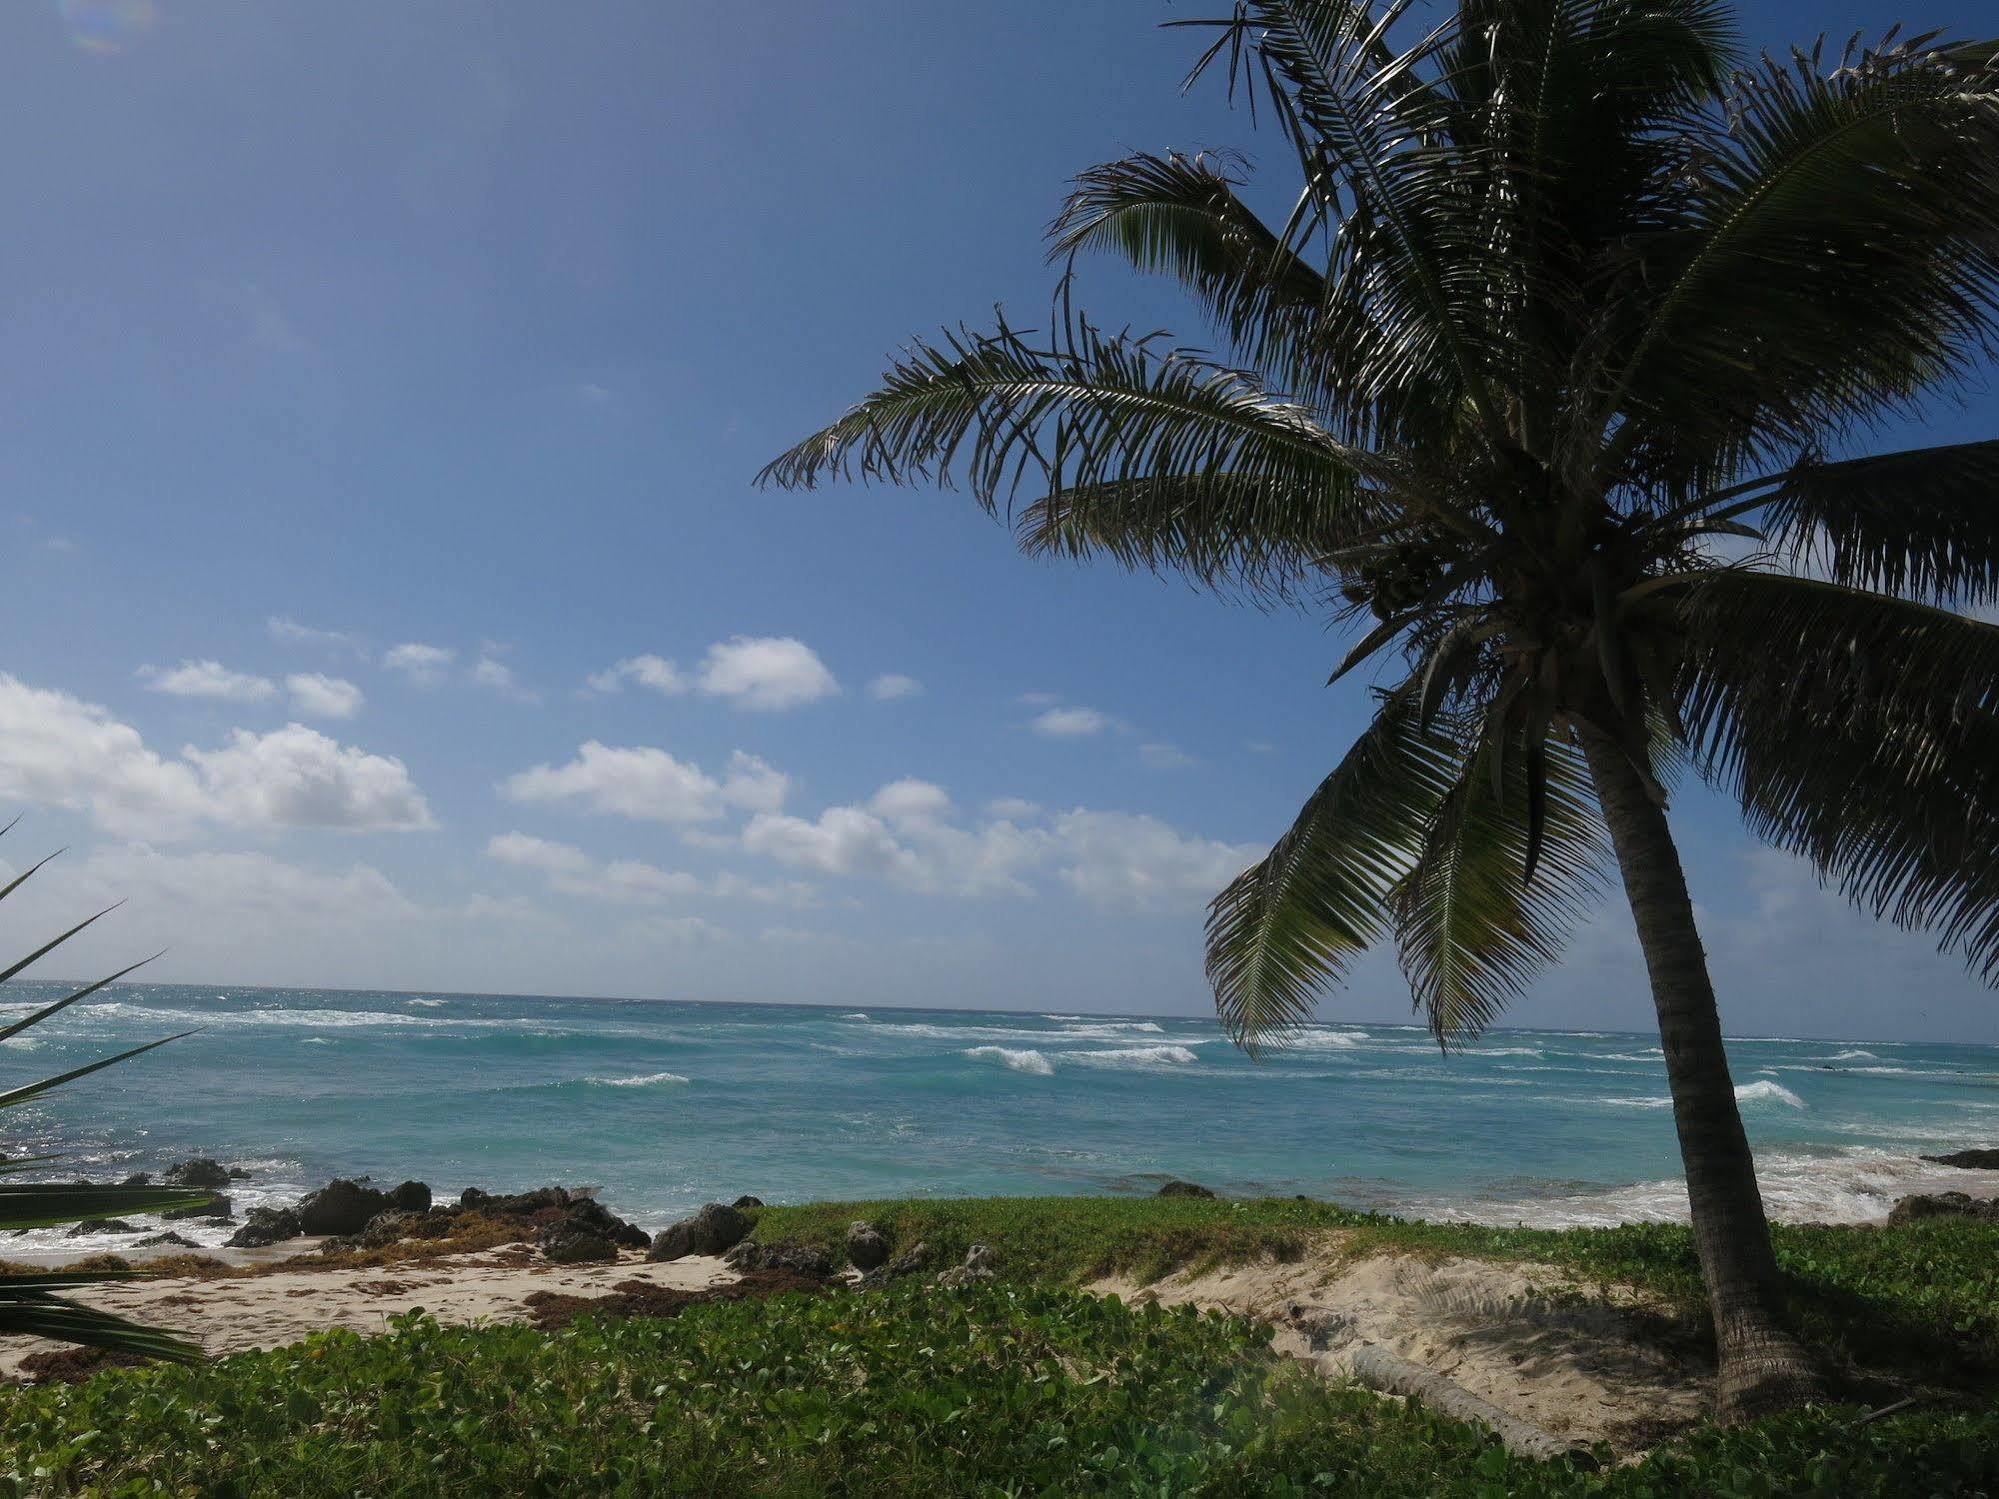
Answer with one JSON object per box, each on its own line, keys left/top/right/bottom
{"left": 752, "top": 1196, "right": 1999, "bottom": 1383}
{"left": 3, "top": 1280, "right": 1992, "bottom": 1497}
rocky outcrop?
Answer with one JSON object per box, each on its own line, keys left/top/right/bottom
{"left": 845, "top": 1221, "right": 889, "bottom": 1271}
{"left": 298, "top": 1180, "right": 395, "bottom": 1236}
{"left": 119, "top": 1172, "right": 152, "bottom": 1187}
{"left": 936, "top": 1243, "right": 998, "bottom": 1287}
{"left": 731, "top": 1196, "right": 764, "bottom": 1210}
{"left": 1155, "top": 1180, "right": 1215, "bottom": 1199}
{"left": 649, "top": 1203, "right": 751, "bottom": 1262}
{"left": 67, "top": 1218, "right": 137, "bottom": 1237}
{"left": 856, "top": 1239, "right": 929, "bottom": 1288}
{"left": 162, "top": 1158, "right": 231, "bottom": 1190}
{"left": 134, "top": 1231, "right": 200, "bottom": 1248}
{"left": 388, "top": 1180, "right": 432, "bottom": 1213}
{"left": 539, "top": 1227, "right": 619, "bottom": 1264}
{"left": 163, "top": 1195, "right": 232, "bottom": 1222}
{"left": 226, "top": 1206, "right": 302, "bottom": 1249}
{"left": 722, "top": 1239, "right": 833, "bottom": 1278}
{"left": 1888, "top": 1191, "right": 1999, "bottom": 1224}
{"left": 1922, "top": 1149, "right": 1999, "bottom": 1171}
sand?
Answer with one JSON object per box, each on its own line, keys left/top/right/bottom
{"left": 1091, "top": 1236, "right": 1710, "bottom": 1452}
{"left": 0, "top": 1247, "right": 736, "bottom": 1379}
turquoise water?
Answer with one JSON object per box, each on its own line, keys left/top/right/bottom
{"left": 7, "top": 983, "right": 1997, "bottom": 1253}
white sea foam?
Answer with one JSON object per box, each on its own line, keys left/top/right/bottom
{"left": 840, "top": 1012, "right": 870, "bottom": 1021}
{"left": 1595, "top": 1094, "right": 1673, "bottom": 1109}
{"left": 1056, "top": 1021, "right": 1166, "bottom": 1036}
{"left": 586, "top": 1071, "right": 689, "bottom": 1088}
{"left": 406, "top": 998, "right": 447, "bottom": 1009}
{"left": 1824, "top": 1049, "right": 1878, "bottom": 1062}
{"left": 1043, "top": 1014, "right": 1085, "bottom": 1021}
{"left": 1070, "top": 1045, "right": 1201, "bottom": 1070}
{"left": 1737, "top": 1080, "right": 1806, "bottom": 1108}
{"left": 964, "top": 1046, "right": 1054, "bottom": 1076}
{"left": 1276, "top": 1029, "right": 1369, "bottom": 1052}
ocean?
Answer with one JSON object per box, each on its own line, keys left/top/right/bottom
{"left": 7, "top": 983, "right": 1997, "bottom": 1255}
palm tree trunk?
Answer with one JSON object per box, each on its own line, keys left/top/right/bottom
{"left": 1577, "top": 724, "right": 1820, "bottom": 1423}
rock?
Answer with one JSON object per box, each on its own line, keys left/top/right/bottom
{"left": 119, "top": 1172, "right": 153, "bottom": 1187}
{"left": 721, "top": 1239, "right": 833, "bottom": 1278}
{"left": 731, "top": 1195, "right": 764, "bottom": 1210}
{"left": 555, "top": 1197, "right": 650, "bottom": 1250}
{"left": 226, "top": 1207, "right": 302, "bottom": 1249}
{"left": 388, "top": 1180, "right": 432, "bottom": 1213}
{"left": 227, "top": 1168, "right": 251, "bottom": 1181}
{"left": 539, "top": 1227, "right": 619, "bottom": 1264}
{"left": 134, "top": 1231, "right": 201, "bottom": 1249}
{"left": 936, "top": 1242, "right": 998, "bottom": 1288}
{"left": 1888, "top": 1191, "right": 1999, "bottom": 1225}
{"left": 1155, "top": 1180, "right": 1215, "bottom": 1199}
{"left": 298, "top": 1179, "right": 394, "bottom": 1236}
{"left": 856, "top": 1239, "right": 928, "bottom": 1288}
{"left": 354, "top": 1209, "right": 425, "bottom": 1248}
{"left": 649, "top": 1202, "right": 750, "bottom": 1262}
{"left": 459, "top": 1185, "right": 571, "bottom": 1216}
{"left": 66, "top": 1218, "right": 138, "bottom": 1237}
{"left": 1922, "top": 1149, "right": 1999, "bottom": 1171}
{"left": 162, "top": 1158, "right": 231, "bottom": 1190}
{"left": 163, "top": 1195, "right": 232, "bottom": 1222}
{"left": 845, "top": 1221, "right": 889, "bottom": 1272}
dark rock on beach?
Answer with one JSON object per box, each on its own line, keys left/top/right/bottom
{"left": 134, "top": 1231, "right": 201, "bottom": 1249}
{"left": 1922, "top": 1149, "right": 1999, "bottom": 1171}
{"left": 162, "top": 1158, "right": 231, "bottom": 1190}
{"left": 1888, "top": 1191, "right": 1999, "bottom": 1225}
{"left": 1156, "top": 1180, "right": 1216, "bottom": 1199}
{"left": 388, "top": 1180, "right": 432, "bottom": 1213}
{"left": 162, "top": 1195, "right": 233, "bottom": 1222}
{"left": 119, "top": 1172, "right": 153, "bottom": 1187}
{"left": 649, "top": 1202, "right": 751, "bottom": 1262}
{"left": 539, "top": 1227, "right": 619, "bottom": 1264}
{"left": 856, "top": 1239, "right": 929, "bottom": 1288}
{"left": 845, "top": 1221, "right": 889, "bottom": 1271}
{"left": 298, "top": 1179, "right": 394, "bottom": 1236}
{"left": 722, "top": 1239, "right": 833, "bottom": 1278}
{"left": 731, "top": 1195, "right": 764, "bottom": 1210}
{"left": 226, "top": 1206, "right": 302, "bottom": 1249}
{"left": 67, "top": 1218, "right": 138, "bottom": 1237}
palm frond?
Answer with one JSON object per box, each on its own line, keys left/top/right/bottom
{"left": 1610, "top": 32, "right": 1999, "bottom": 476}
{"left": 1393, "top": 731, "right": 1610, "bottom": 1045}
{"left": 1207, "top": 691, "right": 1468, "bottom": 1049}
{"left": 1671, "top": 571, "right": 1999, "bottom": 977}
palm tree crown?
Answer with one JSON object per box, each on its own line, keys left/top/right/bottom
{"left": 764, "top": 2, "right": 1999, "bottom": 1052}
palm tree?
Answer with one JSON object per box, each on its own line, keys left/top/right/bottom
{"left": 761, "top": 0, "right": 1999, "bottom": 1421}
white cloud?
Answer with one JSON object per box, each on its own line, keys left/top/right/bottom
{"left": 383, "top": 642, "right": 456, "bottom": 685}
{"left": 0, "top": 676, "right": 432, "bottom": 838}
{"left": 1016, "top": 691, "right": 1060, "bottom": 707}
{"left": 745, "top": 780, "right": 1043, "bottom": 897}
{"left": 500, "top": 741, "right": 783, "bottom": 824}
{"left": 139, "top": 660, "right": 276, "bottom": 703}
{"left": 470, "top": 655, "right": 537, "bottom": 702}
{"left": 586, "top": 655, "right": 687, "bottom": 696}
{"left": 870, "top": 778, "right": 951, "bottom": 829}
{"left": 268, "top": 616, "right": 361, "bottom": 653}
{"left": 696, "top": 636, "right": 839, "bottom": 710}
{"left": 986, "top": 797, "right": 1043, "bottom": 821}
{"left": 1032, "top": 705, "right": 1113, "bottom": 738}
{"left": 1139, "top": 742, "right": 1198, "bottom": 770}
{"left": 867, "top": 673, "right": 923, "bottom": 701}
{"left": 286, "top": 673, "right": 364, "bottom": 720}
{"left": 1050, "top": 811, "right": 1260, "bottom": 911}
{"left": 182, "top": 724, "right": 435, "bottom": 832}
{"left": 484, "top": 832, "right": 698, "bottom": 905}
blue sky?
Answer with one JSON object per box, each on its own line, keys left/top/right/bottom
{"left": 0, "top": 0, "right": 1992, "bottom": 1041}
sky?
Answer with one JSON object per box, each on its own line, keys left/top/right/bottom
{"left": 0, "top": 0, "right": 1992, "bottom": 1042}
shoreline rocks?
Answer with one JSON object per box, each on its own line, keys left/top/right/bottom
{"left": 1888, "top": 1191, "right": 1999, "bottom": 1224}
{"left": 1156, "top": 1180, "right": 1215, "bottom": 1199}
{"left": 1921, "top": 1148, "right": 1999, "bottom": 1171}
{"left": 650, "top": 1203, "right": 751, "bottom": 1262}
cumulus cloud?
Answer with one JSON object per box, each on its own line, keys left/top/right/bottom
{"left": 267, "top": 616, "right": 361, "bottom": 653}
{"left": 485, "top": 832, "right": 699, "bottom": 905}
{"left": 586, "top": 654, "right": 686, "bottom": 696}
{"left": 500, "top": 742, "right": 787, "bottom": 824}
{"left": 1050, "top": 811, "right": 1260, "bottom": 911}
{"left": 744, "top": 780, "right": 1044, "bottom": 897}
{"left": 182, "top": 724, "right": 435, "bottom": 832}
{"left": 870, "top": 778, "right": 951, "bottom": 829}
{"left": 138, "top": 660, "right": 276, "bottom": 703}
{"left": 696, "top": 636, "right": 838, "bottom": 710}
{"left": 1139, "top": 742, "right": 1198, "bottom": 770}
{"left": 0, "top": 676, "right": 431, "bottom": 838}
{"left": 470, "top": 655, "right": 537, "bottom": 702}
{"left": 986, "top": 797, "right": 1043, "bottom": 821}
{"left": 383, "top": 642, "right": 456, "bottom": 685}
{"left": 1032, "top": 705, "right": 1114, "bottom": 738}
{"left": 867, "top": 673, "right": 923, "bottom": 701}
{"left": 286, "top": 673, "right": 364, "bottom": 720}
